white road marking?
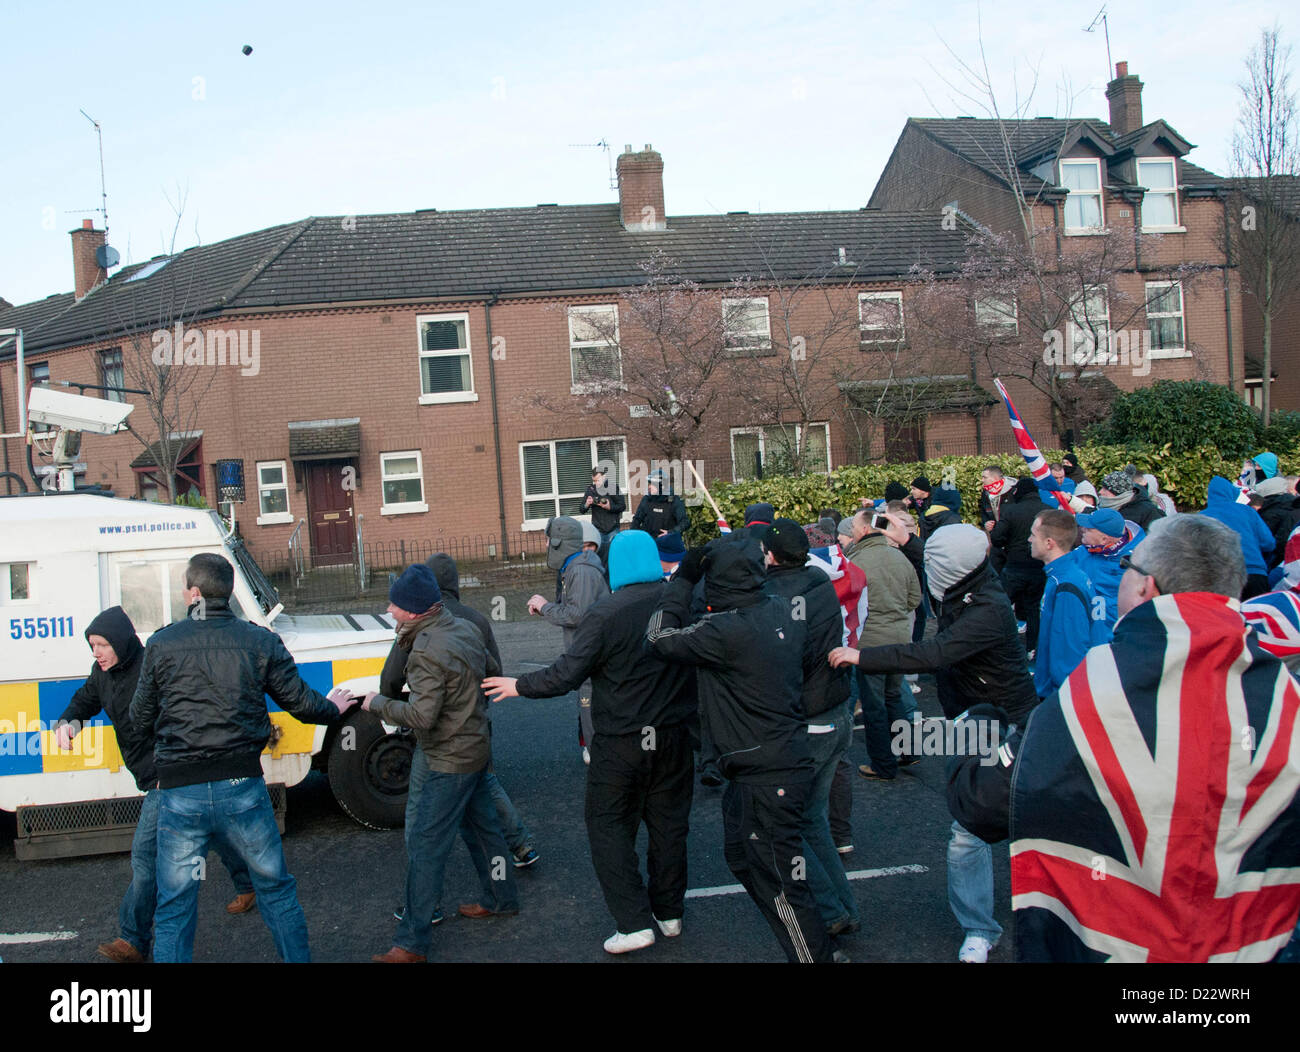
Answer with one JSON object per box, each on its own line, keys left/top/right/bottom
{"left": 0, "top": 931, "right": 79, "bottom": 944}
{"left": 685, "top": 863, "right": 927, "bottom": 899}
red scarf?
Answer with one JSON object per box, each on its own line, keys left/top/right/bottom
{"left": 983, "top": 479, "right": 1008, "bottom": 496}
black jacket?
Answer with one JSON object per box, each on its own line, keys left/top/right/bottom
{"left": 763, "top": 562, "right": 851, "bottom": 718}
{"left": 990, "top": 478, "right": 1043, "bottom": 571}
{"left": 130, "top": 597, "right": 341, "bottom": 788}
{"left": 856, "top": 559, "right": 1040, "bottom": 724}
{"left": 1122, "top": 494, "right": 1166, "bottom": 531}
{"left": 517, "top": 580, "right": 695, "bottom": 736}
{"left": 583, "top": 483, "right": 626, "bottom": 534}
{"left": 58, "top": 606, "right": 155, "bottom": 791}
{"left": 380, "top": 552, "right": 501, "bottom": 702}
{"left": 945, "top": 703, "right": 1020, "bottom": 843}
{"left": 646, "top": 545, "right": 810, "bottom": 783}
{"left": 632, "top": 492, "right": 689, "bottom": 536}
{"left": 1258, "top": 494, "right": 1300, "bottom": 570}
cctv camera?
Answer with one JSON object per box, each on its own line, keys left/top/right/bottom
{"left": 27, "top": 386, "right": 133, "bottom": 436}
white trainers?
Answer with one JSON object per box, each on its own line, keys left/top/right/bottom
{"left": 582, "top": 747, "right": 590, "bottom": 765}
{"left": 604, "top": 928, "right": 655, "bottom": 954}
{"left": 654, "top": 915, "right": 682, "bottom": 938}
{"left": 958, "top": 934, "right": 993, "bottom": 963}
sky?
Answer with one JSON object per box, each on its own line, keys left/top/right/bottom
{"left": 0, "top": 0, "right": 1292, "bottom": 308}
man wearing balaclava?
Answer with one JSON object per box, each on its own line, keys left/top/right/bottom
{"left": 829, "top": 523, "right": 1037, "bottom": 965}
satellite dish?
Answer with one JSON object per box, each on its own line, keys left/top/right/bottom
{"left": 95, "top": 244, "right": 120, "bottom": 269}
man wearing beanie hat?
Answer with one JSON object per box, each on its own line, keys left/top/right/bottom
{"left": 908, "top": 477, "right": 933, "bottom": 517}
{"left": 831, "top": 522, "right": 1038, "bottom": 963}
{"left": 1252, "top": 476, "right": 1300, "bottom": 570}
{"left": 485, "top": 531, "right": 695, "bottom": 955}
{"left": 884, "top": 481, "right": 909, "bottom": 504}
{"left": 761, "top": 519, "right": 858, "bottom": 935}
{"left": 655, "top": 530, "right": 688, "bottom": 578}
{"left": 1098, "top": 470, "right": 1165, "bottom": 531}
{"left": 529, "top": 516, "right": 610, "bottom": 761}
{"left": 365, "top": 564, "right": 517, "bottom": 963}
{"left": 990, "top": 477, "right": 1048, "bottom": 655}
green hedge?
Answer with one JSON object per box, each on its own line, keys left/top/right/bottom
{"left": 683, "top": 442, "right": 1300, "bottom": 546}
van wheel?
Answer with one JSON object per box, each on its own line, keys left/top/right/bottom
{"left": 327, "top": 710, "right": 411, "bottom": 829}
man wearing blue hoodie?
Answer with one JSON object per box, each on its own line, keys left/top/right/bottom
{"left": 484, "top": 531, "right": 695, "bottom": 955}
{"left": 1029, "top": 509, "right": 1112, "bottom": 698}
{"left": 1068, "top": 509, "right": 1144, "bottom": 630}
{"left": 1200, "top": 475, "right": 1275, "bottom": 598}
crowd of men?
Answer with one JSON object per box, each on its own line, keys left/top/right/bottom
{"left": 57, "top": 457, "right": 1300, "bottom": 963}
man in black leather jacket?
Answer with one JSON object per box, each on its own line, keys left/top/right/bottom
{"left": 130, "top": 553, "right": 354, "bottom": 963}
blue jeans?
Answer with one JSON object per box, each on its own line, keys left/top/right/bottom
{"left": 485, "top": 770, "right": 532, "bottom": 857}
{"left": 155, "top": 776, "right": 310, "bottom": 963}
{"left": 947, "top": 820, "right": 1002, "bottom": 943}
{"left": 120, "top": 789, "right": 161, "bottom": 956}
{"left": 801, "top": 703, "right": 857, "bottom": 927}
{"left": 396, "top": 750, "right": 519, "bottom": 957}
{"left": 859, "top": 668, "right": 916, "bottom": 778}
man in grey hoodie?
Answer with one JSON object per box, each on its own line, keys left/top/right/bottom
{"left": 528, "top": 516, "right": 610, "bottom": 761}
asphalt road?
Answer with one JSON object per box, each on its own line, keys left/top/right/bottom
{"left": 0, "top": 617, "right": 1013, "bottom": 964}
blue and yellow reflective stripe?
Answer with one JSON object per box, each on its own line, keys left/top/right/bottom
{"left": 0, "top": 655, "right": 386, "bottom": 776}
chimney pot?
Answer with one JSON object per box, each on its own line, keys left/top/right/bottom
{"left": 82, "top": 218, "right": 93, "bottom": 229}
{"left": 1115, "top": 60, "right": 1128, "bottom": 77}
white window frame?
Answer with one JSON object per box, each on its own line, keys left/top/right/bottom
{"left": 1068, "top": 285, "right": 1110, "bottom": 366}
{"left": 974, "top": 295, "right": 1018, "bottom": 335}
{"left": 1137, "top": 158, "right": 1183, "bottom": 232}
{"left": 519, "top": 436, "right": 627, "bottom": 531}
{"left": 1061, "top": 159, "right": 1105, "bottom": 234}
{"left": 28, "top": 361, "right": 50, "bottom": 388}
{"left": 254, "top": 460, "right": 294, "bottom": 526}
{"left": 1, "top": 561, "right": 37, "bottom": 605}
{"left": 729, "top": 423, "right": 831, "bottom": 482}
{"left": 1145, "top": 280, "right": 1189, "bottom": 358}
{"left": 417, "top": 312, "right": 478, "bottom": 405}
{"left": 722, "top": 297, "right": 772, "bottom": 353}
{"left": 379, "top": 450, "right": 429, "bottom": 515}
{"left": 567, "top": 305, "right": 623, "bottom": 392}
{"left": 859, "top": 292, "right": 905, "bottom": 345}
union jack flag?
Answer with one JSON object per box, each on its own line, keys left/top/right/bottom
{"left": 807, "top": 544, "right": 869, "bottom": 648}
{"left": 1011, "top": 592, "right": 1300, "bottom": 962}
{"left": 994, "top": 378, "right": 1072, "bottom": 512}
{"left": 1243, "top": 588, "right": 1300, "bottom": 665}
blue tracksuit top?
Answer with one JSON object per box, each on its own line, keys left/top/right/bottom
{"left": 1036, "top": 553, "right": 1113, "bottom": 698}
{"left": 1200, "top": 476, "right": 1275, "bottom": 577}
{"left": 1067, "top": 524, "right": 1144, "bottom": 630}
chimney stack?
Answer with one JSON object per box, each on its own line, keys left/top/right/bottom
{"left": 1105, "top": 61, "right": 1144, "bottom": 138}
{"left": 616, "top": 144, "right": 666, "bottom": 231}
{"left": 70, "top": 219, "right": 106, "bottom": 299}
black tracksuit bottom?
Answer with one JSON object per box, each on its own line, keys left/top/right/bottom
{"left": 585, "top": 723, "right": 694, "bottom": 934}
{"left": 1000, "top": 563, "right": 1045, "bottom": 653}
{"left": 722, "top": 775, "right": 835, "bottom": 963}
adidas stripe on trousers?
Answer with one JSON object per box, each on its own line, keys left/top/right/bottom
{"left": 722, "top": 777, "right": 834, "bottom": 963}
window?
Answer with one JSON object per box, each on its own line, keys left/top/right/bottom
{"left": 417, "top": 313, "right": 476, "bottom": 404}
{"left": 28, "top": 361, "right": 49, "bottom": 388}
{"left": 975, "top": 295, "right": 1018, "bottom": 335}
{"left": 1061, "top": 159, "right": 1104, "bottom": 232}
{"left": 135, "top": 435, "right": 204, "bottom": 503}
{"left": 520, "top": 436, "right": 626, "bottom": 528}
{"left": 722, "top": 297, "right": 772, "bottom": 353}
{"left": 255, "top": 461, "right": 294, "bottom": 525}
{"left": 730, "top": 423, "right": 830, "bottom": 482}
{"left": 568, "top": 305, "right": 622, "bottom": 388}
{"left": 380, "top": 451, "right": 427, "bottom": 515}
{"left": 1137, "top": 159, "right": 1180, "bottom": 230}
{"left": 1069, "top": 285, "right": 1110, "bottom": 365}
{"left": 2, "top": 562, "right": 35, "bottom": 604}
{"left": 859, "top": 292, "right": 904, "bottom": 345}
{"left": 109, "top": 555, "right": 191, "bottom": 635}
{"left": 1146, "top": 281, "right": 1187, "bottom": 355}
{"left": 99, "top": 348, "right": 125, "bottom": 402}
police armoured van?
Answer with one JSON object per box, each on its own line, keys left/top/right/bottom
{"left": 0, "top": 492, "right": 409, "bottom": 859}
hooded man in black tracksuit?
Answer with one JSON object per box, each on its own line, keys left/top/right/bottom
{"left": 483, "top": 530, "right": 695, "bottom": 954}
{"left": 990, "top": 476, "right": 1046, "bottom": 655}
{"left": 830, "top": 523, "right": 1039, "bottom": 963}
{"left": 647, "top": 543, "right": 835, "bottom": 963}
{"left": 762, "top": 519, "right": 857, "bottom": 934}
{"left": 57, "top": 606, "right": 254, "bottom": 963}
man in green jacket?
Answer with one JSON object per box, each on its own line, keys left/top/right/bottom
{"left": 365, "top": 564, "right": 518, "bottom": 963}
{"left": 844, "top": 508, "right": 922, "bottom": 779}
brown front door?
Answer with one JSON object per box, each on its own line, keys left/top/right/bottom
{"left": 885, "top": 420, "right": 926, "bottom": 464}
{"left": 305, "top": 460, "right": 355, "bottom": 566}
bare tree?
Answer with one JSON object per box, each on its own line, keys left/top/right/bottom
{"left": 530, "top": 250, "right": 732, "bottom": 465}
{"left": 1230, "top": 24, "right": 1300, "bottom": 425}
{"left": 113, "top": 189, "right": 219, "bottom": 502}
